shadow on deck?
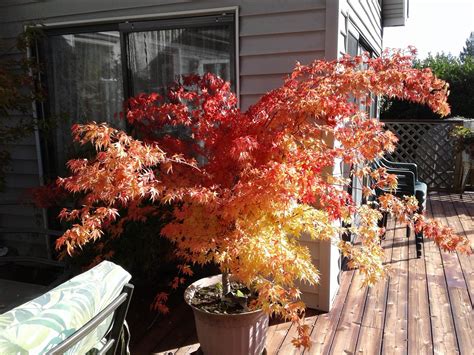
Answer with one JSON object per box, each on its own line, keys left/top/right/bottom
{"left": 131, "top": 192, "right": 474, "bottom": 354}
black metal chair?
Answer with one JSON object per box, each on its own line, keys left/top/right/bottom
{"left": 0, "top": 227, "right": 71, "bottom": 313}
{"left": 47, "top": 283, "right": 134, "bottom": 355}
{"left": 373, "top": 158, "right": 427, "bottom": 258}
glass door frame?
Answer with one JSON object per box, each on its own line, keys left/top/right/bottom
{"left": 118, "top": 13, "right": 236, "bottom": 99}
{"left": 36, "top": 12, "right": 236, "bottom": 180}
{"left": 40, "top": 13, "right": 236, "bottom": 114}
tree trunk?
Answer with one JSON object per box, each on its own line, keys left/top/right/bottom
{"left": 222, "top": 271, "right": 230, "bottom": 295}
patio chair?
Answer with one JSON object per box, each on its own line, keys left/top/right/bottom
{"left": 373, "top": 158, "right": 427, "bottom": 258}
{"left": 0, "top": 227, "right": 71, "bottom": 313}
{"left": 47, "top": 283, "right": 134, "bottom": 355}
{"left": 0, "top": 260, "right": 133, "bottom": 354}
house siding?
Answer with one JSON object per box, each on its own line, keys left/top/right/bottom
{"left": 330, "top": 0, "right": 384, "bottom": 309}
{"left": 0, "top": 0, "right": 385, "bottom": 311}
{"left": 382, "top": 0, "right": 407, "bottom": 27}
{"left": 0, "top": 4, "right": 327, "bottom": 211}
{"left": 339, "top": 0, "right": 383, "bottom": 56}
{"left": 0, "top": 14, "right": 43, "bottom": 233}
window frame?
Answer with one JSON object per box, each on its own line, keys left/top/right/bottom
{"left": 119, "top": 13, "right": 236, "bottom": 99}
{"left": 40, "top": 12, "right": 236, "bottom": 111}
{"left": 34, "top": 10, "right": 238, "bottom": 180}
{"left": 344, "top": 27, "right": 379, "bottom": 214}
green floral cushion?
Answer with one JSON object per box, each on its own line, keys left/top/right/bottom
{"left": 0, "top": 261, "right": 131, "bottom": 354}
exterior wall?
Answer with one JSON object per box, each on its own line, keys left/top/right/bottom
{"left": 0, "top": 15, "right": 43, "bottom": 231}
{"left": 0, "top": 0, "right": 327, "bottom": 214}
{"left": 0, "top": 0, "right": 327, "bottom": 111}
{"left": 0, "top": 0, "right": 334, "bottom": 307}
{"left": 0, "top": 0, "right": 386, "bottom": 312}
{"left": 329, "top": 0, "right": 384, "bottom": 310}
{"left": 338, "top": 0, "right": 383, "bottom": 56}
{"left": 382, "top": 0, "right": 408, "bottom": 27}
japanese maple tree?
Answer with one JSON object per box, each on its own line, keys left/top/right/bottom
{"left": 54, "top": 49, "right": 471, "bottom": 348}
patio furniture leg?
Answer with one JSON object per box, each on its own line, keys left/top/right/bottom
{"left": 378, "top": 212, "right": 388, "bottom": 241}
{"left": 415, "top": 231, "right": 423, "bottom": 258}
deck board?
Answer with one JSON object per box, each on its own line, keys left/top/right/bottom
{"left": 425, "top": 194, "right": 460, "bottom": 354}
{"left": 445, "top": 194, "right": 474, "bottom": 304}
{"left": 138, "top": 192, "right": 473, "bottom": 355}
{"left": 355, "top": 217, "right": 396, "bottom": 354}
{"left": 266, "top": 321, "right": 297, "bottom": 354}
{"left": 407, "top": 214, "right": 433, "bottom": 354}
{"left": 304, "top": 262, "right": 354, "bottom": 354}
{"left": 276, "top": 316, "right": 314, "bottom": 355}
{"left": 432, "top": 193, "right": 473, "bottom": 353}
{"left": 381, "top": 219, "right": 409, "bottom": 354}
{"left": 327, "top": 269, "right": 369, "bottom": 354}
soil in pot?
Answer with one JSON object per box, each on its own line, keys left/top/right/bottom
{"left": 190, "top": 280, "right": 257, "bottom": 314}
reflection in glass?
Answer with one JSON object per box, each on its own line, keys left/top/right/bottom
{"left": 46, "top": 31, "right": 123, "bottom": 173}
{"left": 127, "top": 26, "right": 232, "bottom": 95}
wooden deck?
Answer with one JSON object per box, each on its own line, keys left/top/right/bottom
{"left": 131, "top": 192, "right": 473, "bottom": 354}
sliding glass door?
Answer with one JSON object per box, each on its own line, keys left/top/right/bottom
{"left": 125, "top": 15, "right": 234, "bottom": 95}
{"left": 44, "top": 31, "right": 123, "bottom": 174}
{"left": 41, "top": 14, "right": 235, "bottom": 176}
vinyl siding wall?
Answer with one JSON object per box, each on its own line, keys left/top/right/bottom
{"left": 338, "top": 0, "right": 383, "bottom": 57}
{"left": 0, "top": 0, "right": 334, "bottom": 305}
{"left": 382, "top": 0, "right": 407, "bottom": 27}
{"left": 0, "top": 0, "right": 325, "bottom": 221}
{"left": 332, "top": 0, "right": 384, "bottom": 309}
{"left": 0, "top": 0, "right": 387, "bottom": 311}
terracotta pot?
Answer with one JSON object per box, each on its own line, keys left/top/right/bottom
{"left": 184, "top": 274, "right": 269, "bottom": 355}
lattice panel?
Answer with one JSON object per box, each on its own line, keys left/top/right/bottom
{"left": 383, "top": 121, "right": 459, "bottom": 190}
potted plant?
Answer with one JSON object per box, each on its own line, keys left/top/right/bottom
{"left": 53, "top": 49, "right": 471, "bottom": 352}
{"left": 452, "top": 125, "right": 474, "bottom": 159}
{"left": 451, "top": 125, "right": 474, "bottom": 192}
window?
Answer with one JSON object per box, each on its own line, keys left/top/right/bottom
{"left": 347, "top": 32, "right": 359, "bottom": 57}
{"left": 125, "top": 22, "right": 233, "bottom": 96}
{"left": 344, "top": 31, "right": 378, "bottom": 209}
{"left": 39, "top": 14, "right": 235, "bottom": 176}
{"left": 42, "top": 30, "right": 124, "bottom": 174}
{"left": 347, "top": 32, "right": 378, "bottom": 118}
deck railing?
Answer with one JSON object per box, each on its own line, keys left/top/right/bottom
{"left": 381, "top": 118, "right": 465, "bottom": 191}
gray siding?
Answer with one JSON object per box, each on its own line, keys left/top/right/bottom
{"left": 0, "top": 14, "right": 42, "bottom": 231}
{"left": 2, "top": 0, "right": 392, "bottom": 311}
{"left": 0, "top": 1, "right": 327, "bottom": 244}
{"left": 1, "top": 1, "right": 327, "bottom": 109}
{"left": 331, "top": 0, "right": 384, "bottom": 309}
{"left": 339, "top": 0, "right": 383, "bottom": 56}
{"left": 0, "top": 124, "right": 42, "bottom": 230}
{"left": 382, "top": 0, "right": 407, "bottom": 27}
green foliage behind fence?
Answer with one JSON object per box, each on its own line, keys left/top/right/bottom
{"left": 382, "top": 54, "right": 474, "bottom": 120}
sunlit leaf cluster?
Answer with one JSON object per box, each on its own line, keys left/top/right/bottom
{"left": 54, "top": 49, "right": 470, "bottom": 349}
